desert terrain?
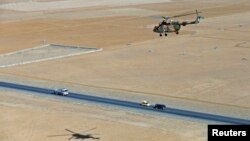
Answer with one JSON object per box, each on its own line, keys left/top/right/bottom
{"left": 0, "top": 0, "right": 250, "bottom": 141}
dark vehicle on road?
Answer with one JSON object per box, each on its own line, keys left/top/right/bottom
{"left": 153, "top": 104, "right": 166, "bottom": 110}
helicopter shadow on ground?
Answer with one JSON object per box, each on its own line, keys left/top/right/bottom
{"left": 48, "top": 128, "right": 100, "bottom": 140}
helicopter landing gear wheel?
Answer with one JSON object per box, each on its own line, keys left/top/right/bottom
{"left": 165, "top": 33, "right": 168, "bottom": 36}
{"left": 176, "top": 31, "right": 179, "bottom": 35}
{"left": 160, "top": 33, "right": 162, "bottom": 37}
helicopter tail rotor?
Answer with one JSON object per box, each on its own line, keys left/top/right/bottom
{"left": 195, "top": 15, "right": 204, "bottom": 23}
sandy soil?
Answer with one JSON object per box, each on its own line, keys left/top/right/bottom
{"left": 0, "top": 0, "right": 171, "bottom": 11}
{"left": 0, "top": 0, "right": 250, "bottom": 141}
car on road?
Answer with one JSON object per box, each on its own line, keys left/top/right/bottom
{"left": 153, "top": 104, "right": 166, "bottom": 110}
{"left": 140, "top": 100, "right": 151, "bottom": 107}
{"left": 53, "top": 88, "right": 69, "bottom": 96}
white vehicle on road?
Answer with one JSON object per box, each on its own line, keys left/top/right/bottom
{"left": 140, "top": 100, "right": 151, "bottom": 107}
{"left": 53, "top": 88, "right": 69, "bottom": 96}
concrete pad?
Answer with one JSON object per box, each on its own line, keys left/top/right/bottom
{"left": 0, "top": 44, "right": 101, "bottom": 68}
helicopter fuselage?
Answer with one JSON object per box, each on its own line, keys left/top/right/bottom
{"left": 153, "top": 23, "right": 181, "bottom": 36}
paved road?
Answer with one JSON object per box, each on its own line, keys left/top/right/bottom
{"left": 1, "top": 81, "right": 250, "bottom": 124}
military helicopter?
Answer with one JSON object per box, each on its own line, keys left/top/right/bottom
{"left": 48, "top": 128, "right": 100, "bottom": 140}
{"left": 153, "top": 10, "right": 204, "bottom": 36}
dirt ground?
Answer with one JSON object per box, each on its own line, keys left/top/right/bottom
{"left": 0, "top": 0, "right": 250, "bottom": 141}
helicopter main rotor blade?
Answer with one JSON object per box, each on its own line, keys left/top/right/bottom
{"left": 162, "top": 16, "right": 171, "bottom": 19}
{"left": 179, "top": 10, "right": 201, "bottom": 15}
{"left": 171, "top": 11, "right": 202, "bottom": 18}
{"left": 65, "top": 129, "right": 76, "bottom": 134}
